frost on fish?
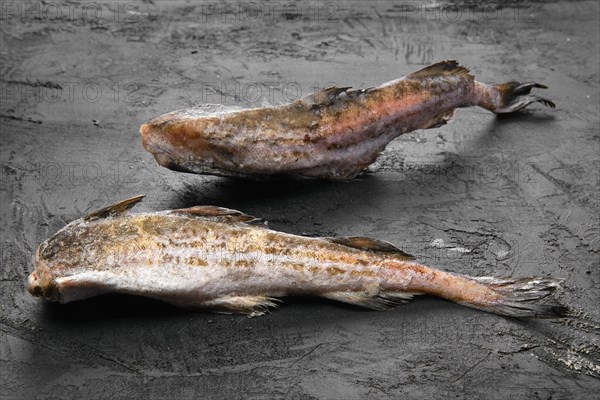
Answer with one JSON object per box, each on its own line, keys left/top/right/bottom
{"left": 28, "top": 196, "right": 567, "bottom": 319}
{"left": 140, "top": 60, "right": 555, "bottom": 180}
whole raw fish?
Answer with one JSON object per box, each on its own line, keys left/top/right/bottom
{"left": 140, "top": 60, "right": 554, "bottom": 180}
{"left": 28, "top": 195, "right": 566, "bottom": 318}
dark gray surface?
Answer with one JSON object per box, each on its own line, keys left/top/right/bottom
{"left": 1, "top": 1, "right": 599, "bottom": 399}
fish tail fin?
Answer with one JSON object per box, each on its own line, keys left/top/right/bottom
{"left": 459, "top": 276, "right": 569, "bottom": 318}
{"left": 476, "top": 81, "right": 555, "bottom": 113}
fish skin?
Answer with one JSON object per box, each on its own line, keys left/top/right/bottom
{"left": 140, "top": 60, "right": 555, "bottom": 180}
{"left": 27, "top": 196, "right": 567, "bottom": 318}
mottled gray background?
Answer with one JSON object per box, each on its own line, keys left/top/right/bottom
{"left": 1, "top": 1, "right": 599, "bottom": 399}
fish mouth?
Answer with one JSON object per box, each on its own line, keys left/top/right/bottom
{"left": 140, "top": 124, "right": 182, "bottom": 170}
{"left": 27, "top": 271, "right": 45, "bottom": 298}
{"left": 27, "top": 270, "right": 59, "bottom": 302}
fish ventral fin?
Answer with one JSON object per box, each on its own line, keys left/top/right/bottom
{"left": 173, "top": 205, "right": 259, "bottom": 224}
{"left": 408, "top": 60, "right": 474, "bottom": 81}
{"left": 322, "top": 290, "right": 420, "bottom": 311}
{"left": 300, "top": 85, "right": 352, "bottom": 107}
{"left": 325, "top": 236, "right": 415, "bottom": 260}
{"left": 83, "top": 195, "right": 145, "bottom": 222}
{"left": 176, "top": 295, "right": 281, "bottom": 318}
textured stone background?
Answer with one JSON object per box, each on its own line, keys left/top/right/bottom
{"left": 1, "top": 1, "right": 599, "bottom": 399}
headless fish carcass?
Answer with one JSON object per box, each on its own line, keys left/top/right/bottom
{"left": 140, "top": 60, "right": 554, "bottom": 180}
{"left": 28, "top": 195, "right": 567, "bottom": 318}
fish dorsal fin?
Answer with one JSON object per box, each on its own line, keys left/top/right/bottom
{"left": 407, "top": 60, "right": 473, "bottom": 80}
{"left": 300, "top": 86, "right": 352, "bottom": 106}
{"left": 325, "top": 236, "right": 415, "bottom": 260}
{"left": 345, "top": 87, "right": 374, "bottom": 98}
{"left": 173, "top": 205, "right": 258, "bottom": 223}
{"left": 83, "top": 195, "right": 145, "bottom": 222}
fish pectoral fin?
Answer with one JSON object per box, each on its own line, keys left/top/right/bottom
{"left": 172, "top": 206, "right": 260, "bottom": 224}
{"left": 83, "top": 195, "right": 145, "bottom": 222}
{"left": 324, "top": 236, "right": 415, "bottom": 260}
{"left": 174, "top": 295, "right": 282, "bottom": 317}
{"left": 321, "top": 290, "right": 421, "bottom": 311}
{"left": 421, "top": 109, "right": 456, "bottom": 129}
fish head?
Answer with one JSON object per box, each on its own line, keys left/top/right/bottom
{"left": 140, "top": 106, "right": 244, "bottom": 174}
{"left": 140, "top": 117, "right": 182, "bottom": 170}
{"left": 27, "top": 222, "right": 88, "bottom": 302}
{"left": 140, "top": 115, "right": 217, "bottom": 173}
{"left": 27, "top": 239, "right": 61, "bottom": 302}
